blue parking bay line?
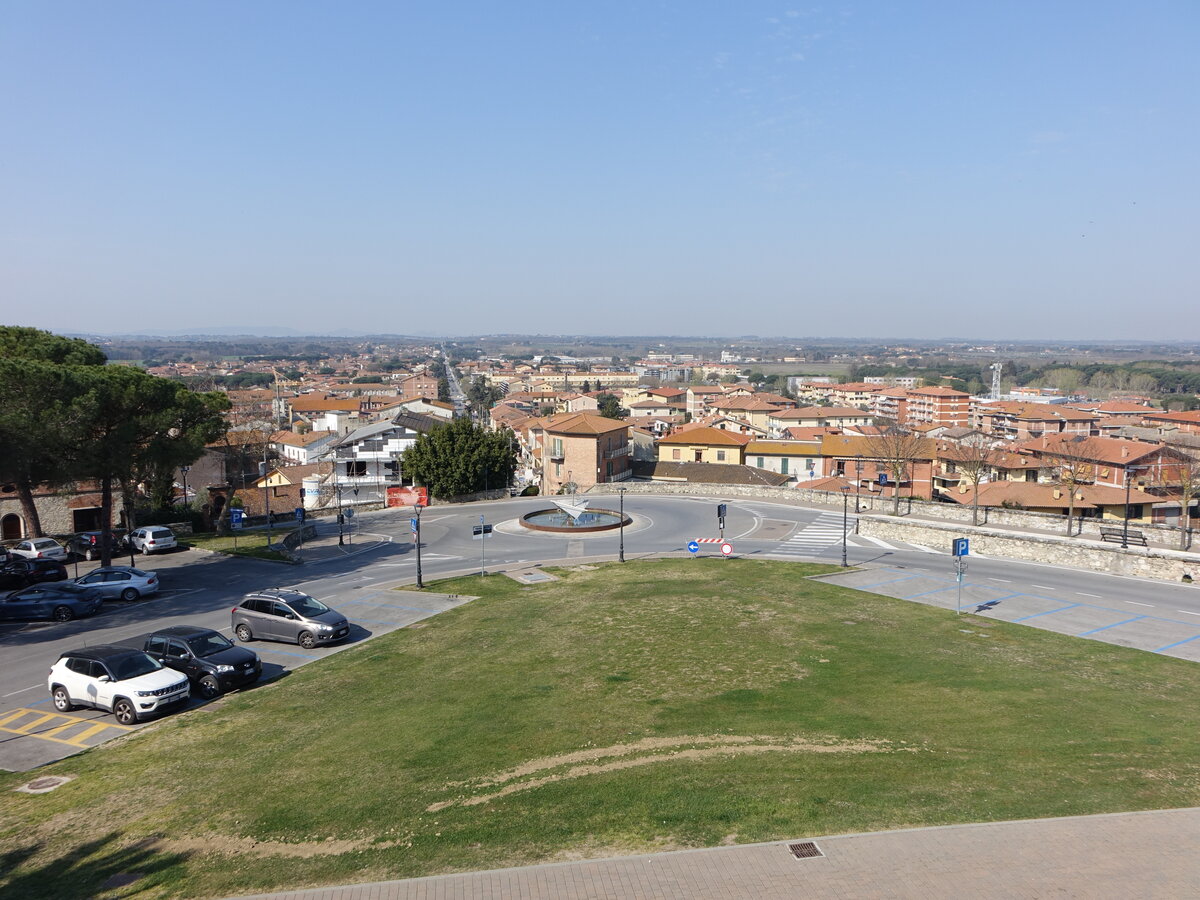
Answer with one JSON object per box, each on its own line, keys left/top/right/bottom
{"left": 1078, "top": 616, "right": 1145, "bottom": 636}
{"left": 1155, "top": 634, "right": 1200, "bottom": 653}
{"left": 902, "top": 585, "right": 958, "bottom": 599}
{"left": 1013, "top": 604, "right": 1082, "bottom": 622}
{"left": 854, "top": 574, "right": 925, "bottom": 590}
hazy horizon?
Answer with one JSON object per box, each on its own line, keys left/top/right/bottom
{"left": 4, "top": 3, "right": 1198, "bottom": 341}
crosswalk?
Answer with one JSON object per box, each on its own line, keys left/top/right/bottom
{"left": 768, "top": 515, "right": 947, "bottom": 559}
{"left": 774, "top": 513, "right": 856, "bottom": 557}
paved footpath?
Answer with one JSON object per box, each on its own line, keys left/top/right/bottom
{"left": 230, "top": 807, "right": 1200, "bottom": 900}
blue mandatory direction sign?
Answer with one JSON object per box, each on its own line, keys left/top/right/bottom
{"left": 687, "top": 540, "right": 700, "bottom": 554}
{"left": 952, "top": 537, "right": 970, "bottom": 557}
{"left": 410, "top": 517, "right": 419, "bottom": 534}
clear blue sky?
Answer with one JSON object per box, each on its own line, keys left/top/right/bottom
{"left": 3, "top": 2, "right": 1197, "bottom": 340}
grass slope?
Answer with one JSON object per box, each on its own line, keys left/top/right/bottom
{"left": 3, "top": 559, "right": 1199, "bottom": 898}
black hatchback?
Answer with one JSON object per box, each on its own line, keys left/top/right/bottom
{"left": 140, "top": 625, "right": 261, "bottom": 699}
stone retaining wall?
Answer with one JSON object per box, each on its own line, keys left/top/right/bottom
{"left": 858, "top": 515, "right": 1199, "bottom": 584}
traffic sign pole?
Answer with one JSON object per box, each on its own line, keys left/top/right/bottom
{"left": 414, "top": 504, "right": 423, "bottom": 589}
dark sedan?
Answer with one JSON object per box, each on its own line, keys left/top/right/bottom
{"left": 0, "top": 559, "right": 68, "bottom": 591}
{"left": 0, "top": 584, "right": 103, "bottom": 622}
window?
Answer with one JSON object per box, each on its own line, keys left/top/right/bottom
{"left": 757, "top": 457, "right": 764, "bottom": 468}
{"left": 672, "top": 449, "right": 681, "bottom": 460}
{"left": 346, "top": 461, "right": 367, "bottom": 477}
{"left": 606, "top": 461, "right": 613, "bottom": 477}
{"left": 147, "top": 637, "right": 168, "bottom": 654}
{"left": 717, "top": 450, "right": 726, "bottom": 461}
{"left": 781, "top": 458, "right": 789, "bottom": 475}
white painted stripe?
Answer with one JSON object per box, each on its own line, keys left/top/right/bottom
{"left": 1032, "top": 585, "right": 1054, "bottom": 590}
{"left": 1125, "top": 601, "right": 1154, "bottom": 607}
{"left": 1178, "top": 610, "right": 1200, "bottom": 616}
{"left": 2, "top": 685, "right": 39, "bottom": 698}
{"left": 990, "top": 578, "right": 1013, "bottom": 583}
{"left": 1076, "top": 592, "right": 1101, "bottom": 598}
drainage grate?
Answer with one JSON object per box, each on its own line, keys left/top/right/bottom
{"left": 788, "top": 841, "right": 824, "bottom": 859}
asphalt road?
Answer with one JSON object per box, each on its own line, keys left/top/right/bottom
{"left": 2, "top": 494, "right": 1199, "bottom": 771}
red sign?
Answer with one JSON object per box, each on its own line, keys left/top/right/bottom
{"left": 386, "top": 486, "right": 429, "bottom": 508}
{"left": 720, "top": 542, "right": 733, "bottom": 556}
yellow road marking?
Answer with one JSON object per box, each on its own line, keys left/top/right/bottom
{"left": 0, "top": 707, "right": 133, "bottom": 748}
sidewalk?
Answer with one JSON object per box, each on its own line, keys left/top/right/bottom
{"left": 229, "top": 807, "right": 1200, "bottom": 899}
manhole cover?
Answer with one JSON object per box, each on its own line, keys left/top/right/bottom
{"left": 788, "top": 841, "right": 824, "bottom": 859}
{"left": 15, "top": 775, "right": 74, "bottom": 794}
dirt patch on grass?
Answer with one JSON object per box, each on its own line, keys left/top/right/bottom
{"left": 161, "top": 832, "right": 409, "bottom": 858}
{"left": 430, "top": 734, "right": 895, "bottom": 811}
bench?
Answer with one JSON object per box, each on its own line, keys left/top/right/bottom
{"left": 1100, "top": 526, "right": 1148, "bottom": 547}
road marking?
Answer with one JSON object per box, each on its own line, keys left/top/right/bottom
{"left": 1076, "top": 592, "right": 1102, "bottom": 598}
{"left": 1032, "top": 585, "right": 1054, "bottom": 591}
{"left": 1178, "top": 610, "right": 1200, "bottom": 616}
{"left": 1078, "top": 616, "right": 1146, "bottom": 636}
{"left": 1014, "top": 604, "right": 1082, "bottom": 622}
{"left": 2, "top": 685, "right": 39, "bottom": 698}
{"left": 1125, "top": 601, "right": 1154, "bottom": 607}
{"left": 1155, "top": 634, "right": 1200, "bottom": 653}
{"left": 989, "top": 578, "right": 1013, "bottom": 583}
{"left": 0, "top": 708, "right": 132, "bottom": 748}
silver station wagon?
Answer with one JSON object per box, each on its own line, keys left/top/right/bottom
{"left": 231, "top": 588, "right": 350, "bottom": 650}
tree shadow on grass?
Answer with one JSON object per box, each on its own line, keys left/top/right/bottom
{"left": 0, "top": 833, "right": 190, "bottom": 900}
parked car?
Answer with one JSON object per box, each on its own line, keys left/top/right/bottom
{"left": 232, "top": 588, "right": 350, "bottom": 649}
{"left": 10, "top": 537, "right": 68, "bottom": 561}
{"left": 74, "top": 566, "right": 159, "bottom": 601}
{"left": 48, "top": 645, "right": 190, "bottom": 725}
{"left": 0, "top": 584, "right": 103, "bottom": 622}
{"left": 0, "top": 558, "right": 69, "bottom": 590}
{"left": 67, "top": 531, "right": 128, "bottom": 561}
{"left": 140, "top": 625, "right": 261, "bottom": 699}
{"left": 127, "top": 526, "right": 178, "bottom": 555}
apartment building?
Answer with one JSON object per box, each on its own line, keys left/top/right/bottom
{"left": 535, "top": 412, "right": 632, "bottom": 494}
{"left": 906, "top": 386, "right": 971, "bottom": 428}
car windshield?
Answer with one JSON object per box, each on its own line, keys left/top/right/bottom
{"left": 284, "top": 594, "right": 330, "bottom": 616}
{"left": 187, "top": 632, "right": 234, "bottom": 657}
{"left": 110, "top": 652, "right": 163, "bottom": 680}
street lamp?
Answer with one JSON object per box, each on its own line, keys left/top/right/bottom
{"left": 840, "top": 486, "right": 850, "bottom": 568}
{"left": 1122, "top": 465, "right": 1140, "bottom": 549}
{"left": 414, "top": 502, "right": 424, "bottom": 588}
{"left": 618, "top": 487, "right": 626, "bottom": 563}
{"left": 854, "top": 455, "right": 864, "bottom": 532}
{"left": 180, "top": 465, "right": 190, "bottom": 510}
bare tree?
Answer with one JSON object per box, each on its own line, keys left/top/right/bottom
{"left": 1150, "top": 452, "right": 1200, "bottom": 551}
{"left": 944, "top": 432, "right": 1001, "bottom": 526}
{"left": 867, "top": 427, "right": 930, "bottom": 515}
{"left": 1045, "top": 435, "right": 1101, "bottom": 537}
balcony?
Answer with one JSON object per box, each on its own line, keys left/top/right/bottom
{"left": 603, "top": 444, "right": 632, "bottom": 460}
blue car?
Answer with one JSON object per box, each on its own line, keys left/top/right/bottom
{"left": 0, "top": 584, "right": 103, "bottom": 622}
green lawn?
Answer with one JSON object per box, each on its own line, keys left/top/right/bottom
{"left": 3, "top": 559, "right": 1200, "bottom": 899}
{"left": 186, "top": 528, "right": 295, "bottom": 562}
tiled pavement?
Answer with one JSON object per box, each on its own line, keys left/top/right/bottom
{"left": 229, "top": 807, "right": 1200, "bottom": 899}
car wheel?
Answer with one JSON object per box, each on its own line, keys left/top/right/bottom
{"left": 52, "top": 686, "right": 74, "bottom": 712}
{"left": 120, "top": 587, "right": 140, "bottom": 602}
{"left": 198, "top": 675, "right": 222, "bottom": 700}
{"left": 235, "top": 624, "right": 253, "bottom": 642}
{"left": 113, "top": 698, "right": 137, "bottom": 726}
{"left": 297, "top": 631, "right": 316, "bottom": 650}
{"left": 52, "top": 605, "right": 74, "bottom": 622}
{"left": 84, "top": 548, "right": 95, "bottom": 561}
{"left": 141, "top": 545, "right": 150, "bottom": 555}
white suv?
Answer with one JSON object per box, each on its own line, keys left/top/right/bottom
{"left": 48, "top": 645, "right": 190, "bottom": 725}
{"left": 127, "top": 527, "right": 178, "bottom": 555}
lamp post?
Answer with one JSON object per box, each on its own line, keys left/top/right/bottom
{"left": 840, "top": 486, "right": 850, "bottom": 568}
{"left": 854, "top": 455, "right": 864, "bottom": 532}
{"left": 618, "top": 487, "right": 626, "bottom": 563}
{"left": 180, "top": 466, "right": 190, "bottom": 511}
{"left": 414, "top": 503, "right": 424, "bottom": 588}
{"left": 337, "top": 482, "right": 345, "bottom": 546}
{"left": 1122, "top": 465, "right": 1137, "bottom": 549}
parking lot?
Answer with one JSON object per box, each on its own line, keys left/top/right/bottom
{"left": 0, "top": 543, "right": 471, "bottom": 771}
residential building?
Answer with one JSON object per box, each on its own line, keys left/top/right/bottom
{"left": 744, "top": 440, "right": 822, "bottom": 482}
{"left": 534, "top": 412, "right": 632, "bottom": 494}
{"left": 905, "top": 386, "right": 971, "bottom": 428}
{"left": 325, "top": 412, "right": 441, "bottom": 505}
{"left": 656, "top": 426, "right": 753, "bottom": 465}
{"left": 271, "top": 430, "right": 338, "bottom": 466}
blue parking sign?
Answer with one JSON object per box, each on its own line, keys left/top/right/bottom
{"left": 952, "top": 538, "right": 969, "bottom": 557}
